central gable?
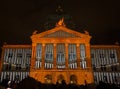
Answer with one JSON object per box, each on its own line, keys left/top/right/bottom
{"left": 31, "top": 26, "right": 90, "bottom": 39}
{"left": 31, "top": 18, "right": 91, "bottom": 43}
{"left": 31, "top": 26, "right": 91, "bottom": 44}
{"left": 43, "top": 30, "right": 80, "bottom": 38}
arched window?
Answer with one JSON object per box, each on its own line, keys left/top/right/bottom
{"left": 70, "top": 75, "right": 77, "bottom": 84}
{"left": 44, "top": 74, "right": 52, "bottom": 84}
{"left": 57, "top": 74, "right": 65, "bottom": 84}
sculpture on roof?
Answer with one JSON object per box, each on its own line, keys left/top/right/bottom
{"left": 32, "top": 30, "right": 38, "bottom": 35}
{"left": 56, "top": 18, "right": 66, "bottom": 27}
{"left": 56, "top": 5, "right": 63, "bottom": 14}
{"left": 84, "top": 30, "right": 89, "bottom": 35}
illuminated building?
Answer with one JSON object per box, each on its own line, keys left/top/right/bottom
{"left": 0, "top": 12, "right": 120, "bottom": 85}
{"left": 29, "top": 18, "right": 93, "bottom": 85}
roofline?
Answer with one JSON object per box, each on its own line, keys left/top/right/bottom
{"left": 91, "top": 45, "right": 120, "bottom": 48}
{"left": 31, "top": 26, "right": 91, "bottom": 39}
{"left": 2, "top": 45, "right": 32, "bottom": 48}
{"left": 1, "top": 44, "right": 120, "bottom": 48}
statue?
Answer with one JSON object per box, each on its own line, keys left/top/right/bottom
{"left": 56, "top": 18, "right": 66, "bottom": 27}
{"left": 32, "top": 30, "right": 38, "bottom": 35}
{"left": 84, "top": 30, "right": 89, "bottom": 35}
{"left": 56, "top": 5, "right": 63, "bottom": 14}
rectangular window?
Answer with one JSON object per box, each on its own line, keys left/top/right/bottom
{"left": 100, "top": 54, "right": 104, "bottom": 58}
{"left": 57, "top": 43, "right": 65, "bottom": 68}
{"left": 26, "top": 53, "right": 31, "bottom": 58}
{"left": 8, "top": 53, "right": 13, "bottom": 58}
{"left": 36, "top": 43, "right": 42, "bottom": 60}
{"left": 91, "top": 54, "right": 94, "bottom": 58}
{"left": 80, "top": 44, "right": 86, "bottom": 69}
{"left": 17, "top": 53, "right": 22, "bottom": 58}
{"left": 80, "top": 44, "right": 86, "bottom": 58}
{"left": 68, "top": 44, "right": 76, "bottom": 62}
{"left": 110, "top": 54, "right": 115, "bottom": 58}
{"left": 45, "top": 44, "right": 53, "bottom": 62}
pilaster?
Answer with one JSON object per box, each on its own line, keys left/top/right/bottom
{"left": 65, "top": 43, "right": 68, "bottom": 69}
{"left": 30, "top": 43, "right": 36, "bottom": 70}
{"left": 53, "top": 43, "right": 57, "bottom": 69}
{"left": 85, "top": 43, "right": 92, "bottom": 69}
{"left": 76, "top": 43, "right": 81, "bottom": 69}
{"left": 42, "top": 43, "right": 45, "bottom": 69}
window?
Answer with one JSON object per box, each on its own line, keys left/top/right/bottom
{"left": 91, "top": 54, "right": 94, "bottom": 58}
{"left": 26, "top": 64, "right": 29, "bottom": 70}
{"left": 16, "top": 64, "right": 21, "bottom": 70}
{"left": 11, "top": 64, "right": 16, "bottom": 70}
{"left": 17, "top": 53, "right": 22, "bottom": 58}
{"left": 45, "top": 44, "right": 53, "bottom": 62}
{"left": 8, "top": 53, "right": 13, "bottom": 58}
{"left": 111, "top": 65, "right": 117, "bottom": 71}
{"left": 92, "top": 64, "right": 96, "bottom": 71}
{"left": 110, "top": 54, "right": 115, "bottom": 58}
{"left": 15, "top": 75, "right": 20, "bottom": 83}
{"left": 57, "top": 44, "right": 65, "bottom": 63}
{"left": 2, "top": 62, "right": 9, "bottom": 70}
{"left": 103, "top": 76, "right": 107, "bottom": 82}
{"left": 100, "top": 65, "right": 103, "bottom": 71}
{"left": 100, "top": 54, "right": 104, "bottom": 58}
{"left": 26, "top": 53, "right": 31, "bottom": 58}
{"left": 80, "top": 44, "right": 86, "bottom": 69}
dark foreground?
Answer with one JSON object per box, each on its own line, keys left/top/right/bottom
{"left": 0, "top": 77, "right": 120, "bottom": 89}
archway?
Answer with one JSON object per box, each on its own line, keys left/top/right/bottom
{"left": 70, "top": 75, "right": 77, "bottom": 84}
{"left": 44, "top": 74, "right": 52, "bottom": 84}
{"left": 57, "top": 74, "right": 65, "bottom": 84}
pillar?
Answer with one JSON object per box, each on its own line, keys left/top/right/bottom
{"left": 85, "top": 43, "right": 92, "bottom": 69}
{"left": 65, "top": 43, "right": 68, "bottom": 69}
{"left": 53, "top": 43, "right": 57, "bottom": 69}
{"left": 76, "top": 43, "right": 81, "bottom": 69}
{"left": 30, "top": 43, "right": 36, "bottom": 70}
{"left": 42, "top": 43, "right": 45, "bottom": 69}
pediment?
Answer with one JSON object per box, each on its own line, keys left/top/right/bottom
{"left": 31, "top": 26, "right": 91, "bottom": 39}
{"left": 43, "top": 30, "right": 80, "bottom": 38}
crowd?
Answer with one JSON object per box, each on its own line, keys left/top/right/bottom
{"left": 0, "top": 77, "right": 120, "bottom": 89}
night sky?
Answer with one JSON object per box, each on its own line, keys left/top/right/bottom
{"left": 0, "top": 0, "right": 120, "bottom": 50}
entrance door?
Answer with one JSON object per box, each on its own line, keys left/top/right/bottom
{"left": 44, "top": 74, "right": 52, "bottom": 84}
{"left": 57, "top": 74, "right": 65, "bottom": 84}
{"left": 70, "top": 75, "right": 77, "bottom": 84}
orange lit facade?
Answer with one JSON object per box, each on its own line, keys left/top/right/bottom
{"left": 30, "top": 20, "right": 93, "bottom": 85}
{"left": 0, "top": 19, "right": 120, "bottom": 85}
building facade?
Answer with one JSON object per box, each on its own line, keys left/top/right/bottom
{"left": 0, "top": 19, "right": 120, "bottom": 85}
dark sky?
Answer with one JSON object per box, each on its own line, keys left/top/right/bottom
{"left": 0, "top": 0, "right": 120, "bottom": 49}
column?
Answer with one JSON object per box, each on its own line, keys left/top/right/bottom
{"left": 30, "top": 43, "right": 36, "bottom": 70}
{"left": 85, "top": 43, "right": 92, "bottom": 69}
{"left": 41, "top": 43, "right": 45, "bottom": 69}
{"left": 65, "top": 44, "right": 68, "bottom": 69}
{"left": 53, "top": 43, "right": 57, "bottom": 69}
{"left": 76, "top": 43, "right": 81, "bottom": 69}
